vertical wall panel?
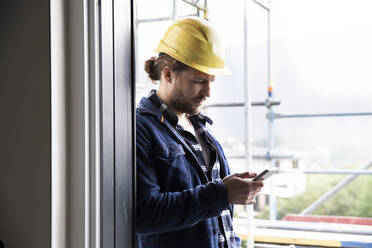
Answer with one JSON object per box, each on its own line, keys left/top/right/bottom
{"left": 113, "top": 0, "right": 135, "bottom": 247}
{"left": 0, "top": 1, "right": 51, "bottom": 247}
{"left": 100, "top": 0, "right": 134, "bottom": 247}
{"left": 100, "top": 0, "right": 116, "bottom": 246}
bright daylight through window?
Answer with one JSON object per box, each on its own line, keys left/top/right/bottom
{"left": 134, "top": 1, "right": 372, "bottom": 247}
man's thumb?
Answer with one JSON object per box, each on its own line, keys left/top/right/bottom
{"left": 235, "top": 171, "right": 256, "bottom": 179}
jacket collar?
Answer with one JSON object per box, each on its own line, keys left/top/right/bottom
{"left": 137, "top": 90, "right": 213, "bottom": 126}
{"left": 137, "top": 94, "right": 162, "bottom": 119}
{"left": 147, "top": 90, "right": 179, "bottom": 126}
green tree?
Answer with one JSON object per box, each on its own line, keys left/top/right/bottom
{"left": 256, "top": 173, "right": 372, "bottom": 219}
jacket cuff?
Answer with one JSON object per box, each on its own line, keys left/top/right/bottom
{"left": 200, "top": 179, "right": 230, "bottom": 214}
{"left": 213, "top": 179, "right": 230, "bottom": 210}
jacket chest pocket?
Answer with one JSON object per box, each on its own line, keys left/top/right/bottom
{"left": 154, "top": 143, "right": 192, "bottom": 190}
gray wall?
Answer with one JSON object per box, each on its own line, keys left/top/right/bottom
{"left": 0, "top": 1, "right": 51, "bottom": 247}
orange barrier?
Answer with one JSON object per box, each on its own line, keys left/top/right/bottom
{"left": 283, "top": 214, "right": 372, "bottom": 226}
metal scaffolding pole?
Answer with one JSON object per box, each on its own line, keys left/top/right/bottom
{"left": 279, "top": 169, "right": 372, "bottom": 175}
{"left": 206, "top": 100, "right": 281, "bottom": 108}
{"left": 253, "top": 219, "right": 372, "bottom": 235}
{"left": 256, "top": 0, "right": 278, "bottom": 222}
{"left": 172, "top": 0, "right": 177, "bottom": 20}
{"left": 235, "top": 218, "right": 372, "bottom": 235}
{"left": 269, "top": 112, "right": 372, "bottom": 119}
{"left": 255, "top": 245, "right": 295, "bottom": 248}
{"left": 251, "top": 0, "right": 277, "bottom": 221}
{"left": 228, "top": 153, "right": 294, "bottom": 160}
{"left": 300, "top": 160, "right": 372, "bottom": 215}
{"left": 181, "top": 0, "right": 208, "bottom": 19}
{"left": 243, "top": 1, "right": 254, "bottom": 247}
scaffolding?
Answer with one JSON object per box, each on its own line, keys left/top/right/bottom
{"left": 206, "top": 0, "right": 372, "bottom": 222}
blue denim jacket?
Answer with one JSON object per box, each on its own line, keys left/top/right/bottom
{"left": 136, "top": 96, "right": 241, "bottom": 248}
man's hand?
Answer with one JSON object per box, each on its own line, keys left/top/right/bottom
{"left": 222, "top": 172, "right": 264, "bottom": 205}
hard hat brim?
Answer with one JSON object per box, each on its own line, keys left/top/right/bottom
{"left": 155, "top": 46, "right": 232, "bottom": 76}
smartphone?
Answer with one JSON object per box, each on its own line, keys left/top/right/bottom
{"left": 252, "top": 168, "right": 278, "bottom": 181}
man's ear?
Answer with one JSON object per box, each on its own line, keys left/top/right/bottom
{"left": 162, "top": 66, "right": 172, "bottom": 84}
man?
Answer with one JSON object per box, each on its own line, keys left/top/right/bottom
{"left": 136, "top": 17, "right": 264, "bottom": 248}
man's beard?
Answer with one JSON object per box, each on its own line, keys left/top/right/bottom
{"left": 171, "top": 97, "right": 199, "bottom": 115}
{"left": 170, "top": 90, "right": 200, "bottom": 115}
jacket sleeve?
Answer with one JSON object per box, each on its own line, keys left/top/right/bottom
{"left": 136, "top": 116, "right": 230, "bottom": 235}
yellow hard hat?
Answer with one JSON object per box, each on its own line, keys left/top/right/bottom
{"left": 155, "top": 17, "right": 231, "bottom": 76}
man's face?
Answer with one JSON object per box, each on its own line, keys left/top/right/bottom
{"left": 168, "top": 68, "right": 215, "bottom": 115}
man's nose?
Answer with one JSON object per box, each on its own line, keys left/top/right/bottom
{"left": 202, "top": 81, "right": 211, "bottom": 98}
